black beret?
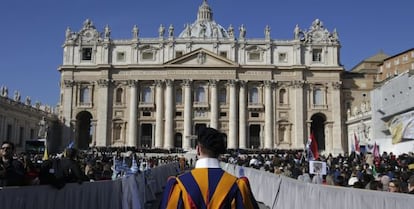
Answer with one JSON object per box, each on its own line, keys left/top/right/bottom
{"left": 197, "top": 128, "right": 226, "bottom": 155}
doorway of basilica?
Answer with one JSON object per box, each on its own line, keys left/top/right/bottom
{"left": 311, "top": 113, "right": 326, "bottom": 151}
{"left": 75, "top": 111, "right": 92, "bottom": 150}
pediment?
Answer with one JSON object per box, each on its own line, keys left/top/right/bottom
{"left": 164, "top": 48, "right": 238, "bottom": 67}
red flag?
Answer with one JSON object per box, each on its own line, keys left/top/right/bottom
{"left": 373, "top": 142, "right": 380, "bottom": 158}
{"left": 310, "top": 132, "right": 319, "bottom": 160}
{"left": 354, "top": 133, "right": 360, "bottom": 154}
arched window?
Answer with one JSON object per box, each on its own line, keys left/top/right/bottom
{"left": 195, "top": 87, "right": 205, "bottom": 103}
{"left": 143, "top": 87, "right": 152, "bottom": 103}
{"left": 219, "top": 88, "right": 227, "bottom": 104}
{"left": 80, "top": 87, "right": 90, "bottom": 104}
{"left": 279, "top": 89, "right": 286, "bottom": 104}
{"left": 175, "top": 88, "right": 182, "bottom": 105}
{"left": 115, "top": 88, "right": 123, "bottom": 104}
{"left": 313, "top": 88, "right": 323, "bottom": 105}
{"left": 249, "top": 87, "right": 259, "bottom": 104}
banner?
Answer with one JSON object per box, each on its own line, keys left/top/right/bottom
{"left": 387, "top": 110, "right": 414, "bottom": 144}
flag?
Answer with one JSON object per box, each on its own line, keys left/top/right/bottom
{"left": 373, "top": 142, "right": 380, "bottom": 158}
{"left": 307, "top": 132, "right": 319, "bottom": 160}
{"left": 354, "top": 132, "right": 360, "bottom": 154}
{"left": 42, "top": 146, "right": 49, "bottom": 161}
{"left": 42, "top": 140, "right": 49, "bottom": 161}
{"left": 67, "top": 140, "right": 74, "bottom": 148}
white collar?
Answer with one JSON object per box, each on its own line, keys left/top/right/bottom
{"left": 195, "top": 158, "right": 221, "bottom": 168}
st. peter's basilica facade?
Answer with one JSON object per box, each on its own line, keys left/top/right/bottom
{"left": 58, "top": 1, "right": 345, "bottom": 154}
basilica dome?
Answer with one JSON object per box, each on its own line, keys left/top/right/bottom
{"left": 178, "top": 0, "right": 229, "bottom": 39}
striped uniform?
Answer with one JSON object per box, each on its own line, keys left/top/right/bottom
{"left": 159, "top": 167, "right": 259, "bottom": 209}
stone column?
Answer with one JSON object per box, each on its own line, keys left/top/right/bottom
{"left": 155, "top": 80, "right": 164, "bottom": 148}
{"left": 239, "top": 81, "right": 247, "bottom": 149}
{"left": 264, "top": 80, "right": 273, "bottom": 149}
{"left": 90, "top": 120, "right": 97, "bottom": 147}
{"left": 62, "top": 80, "right": 74, "bottom": 146}
{"left": 183, "top": 80, "right": 192, "bottom": 150}
{"left": 95, "top": 79, "right": 110, "bottom": 146}
{"left": 228, "top": 80, "right": 238, "bottom": 149}
{"left": 293, "top": 80, "right": 305, "bottom": 147}
{"left": 164, "top": 79, "right": 174, "bottom": 149}
{"left": 127, "top": 80, "right": 138, "bottom": 147}
{"left": 209, "top": 79, "right": 219, "bottom": 129}
{"left": 325, "top": 122, "right": 334, "bottom": 153}
{"left": 331, "top": 81, "right": 343, "bottom": 154}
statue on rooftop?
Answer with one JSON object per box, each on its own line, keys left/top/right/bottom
{"left": 227, "top": 24, "right": 234, "bottom": 38}
{"left": 265, "top": 25, "right": 271, "bottom": 39}
{"left": 104, "top": 25, "right": 111, "bottom": 39}
{"left": 132, "top": 25, "right": 139, "bottom": 39}
{"left": 25, "top": 96, "right": 31, "bottom": 105}
{"left": 14, "top": 90, "right": 21, "bottom": 102}
{"left": 158, "top": 24, "right": 165, "bottom": 38}
{"left": 239, "top": 24, "right": 246, "bottom": 39}
{"left": 168, "top": 24, "right": 174, "bottom": 38}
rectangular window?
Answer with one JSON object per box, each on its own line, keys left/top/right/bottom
{"left": 312, "top": 49, "right": 322, "bottom": 62}
{"left": 175, "top": 111, "right": 182, "bottom": 117}
{"left": 403, "top": 55, "right": 408, "bottom": 62}
{"left": 248, "top": 52, "right": 261, "bottom": 61}
{"left": 394, "top": 59, "right": 400, "bottom": 65}
{"left": 220, "top": 112, "right": 227, "bottom": 117}
{"left": 251, "top": 112, "right": 259, "bottom": 117}
{"left": 82, "top": 48, "right": 92, "bottom": 60}
{"left": 116, "top": 52, "right": 126, "bottom": 62}
{"left": 142, "top": 52, "right": 154, "bottom": 60}
{"left": 278, "top": 53, "right": 287, "bottom": 62}
{"left": 143, "top": 111, "right": 151, "bottom": 117}
{"left": 175, "top": 51, "right": 183, "bottom": 58}
{"left": 386, "top": 62, "right": 391, "bottom": 68}
{"left": 219, "top": 51, "right": 227, "bottom": 58}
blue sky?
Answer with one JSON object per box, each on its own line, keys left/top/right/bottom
{"left": 0, "top": 0, "right": 412, "bottom": 106}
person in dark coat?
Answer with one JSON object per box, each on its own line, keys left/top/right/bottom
{"left": 60, "top": 148, "right": 89, "bottom": 183}
{"left": 0, "top": 141, "right": 25, "bottom": 187}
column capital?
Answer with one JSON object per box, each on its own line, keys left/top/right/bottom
{"left": 264, "top": 80, "right": 274, "bottom": 88}
{"left": 127, "top": 80, "right": 138, "bottom": 87}
{"left": 96, "top": 79, "right": 111, "bottom": 87}
{"left": 165, "top": 79, "right": 174, "bottom": 87}
{"left": 182, "top": 79, "right": 192, "bottom": 87}
{"left": 331, "top": 81, "right": 342, "bottom": 90}
{"left": 239, "top": 80, "right": 247, "bottom": 87}
{"left": 209, "top": 79, "right": 218, "bottom": 87}
{"left": 63, "top": 80, "right": 75, "bottom": 88}
{"left": 155, "top": 80, "right": 164, "bottom": 87}
{"left": 291, "top": 80, "right": 305, "bottom": 88}
{"left": 227, "top": 79, "right": 238, "bottom": 87}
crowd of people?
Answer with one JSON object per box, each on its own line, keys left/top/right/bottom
{"left": 221, "top": 149, "right": 414, "bottom": 194}
{"left": 0, "top": 141, "right": 184, "bottom": 189}
{"left": 1, "top": 139, "right": 414, "bottom": 196}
